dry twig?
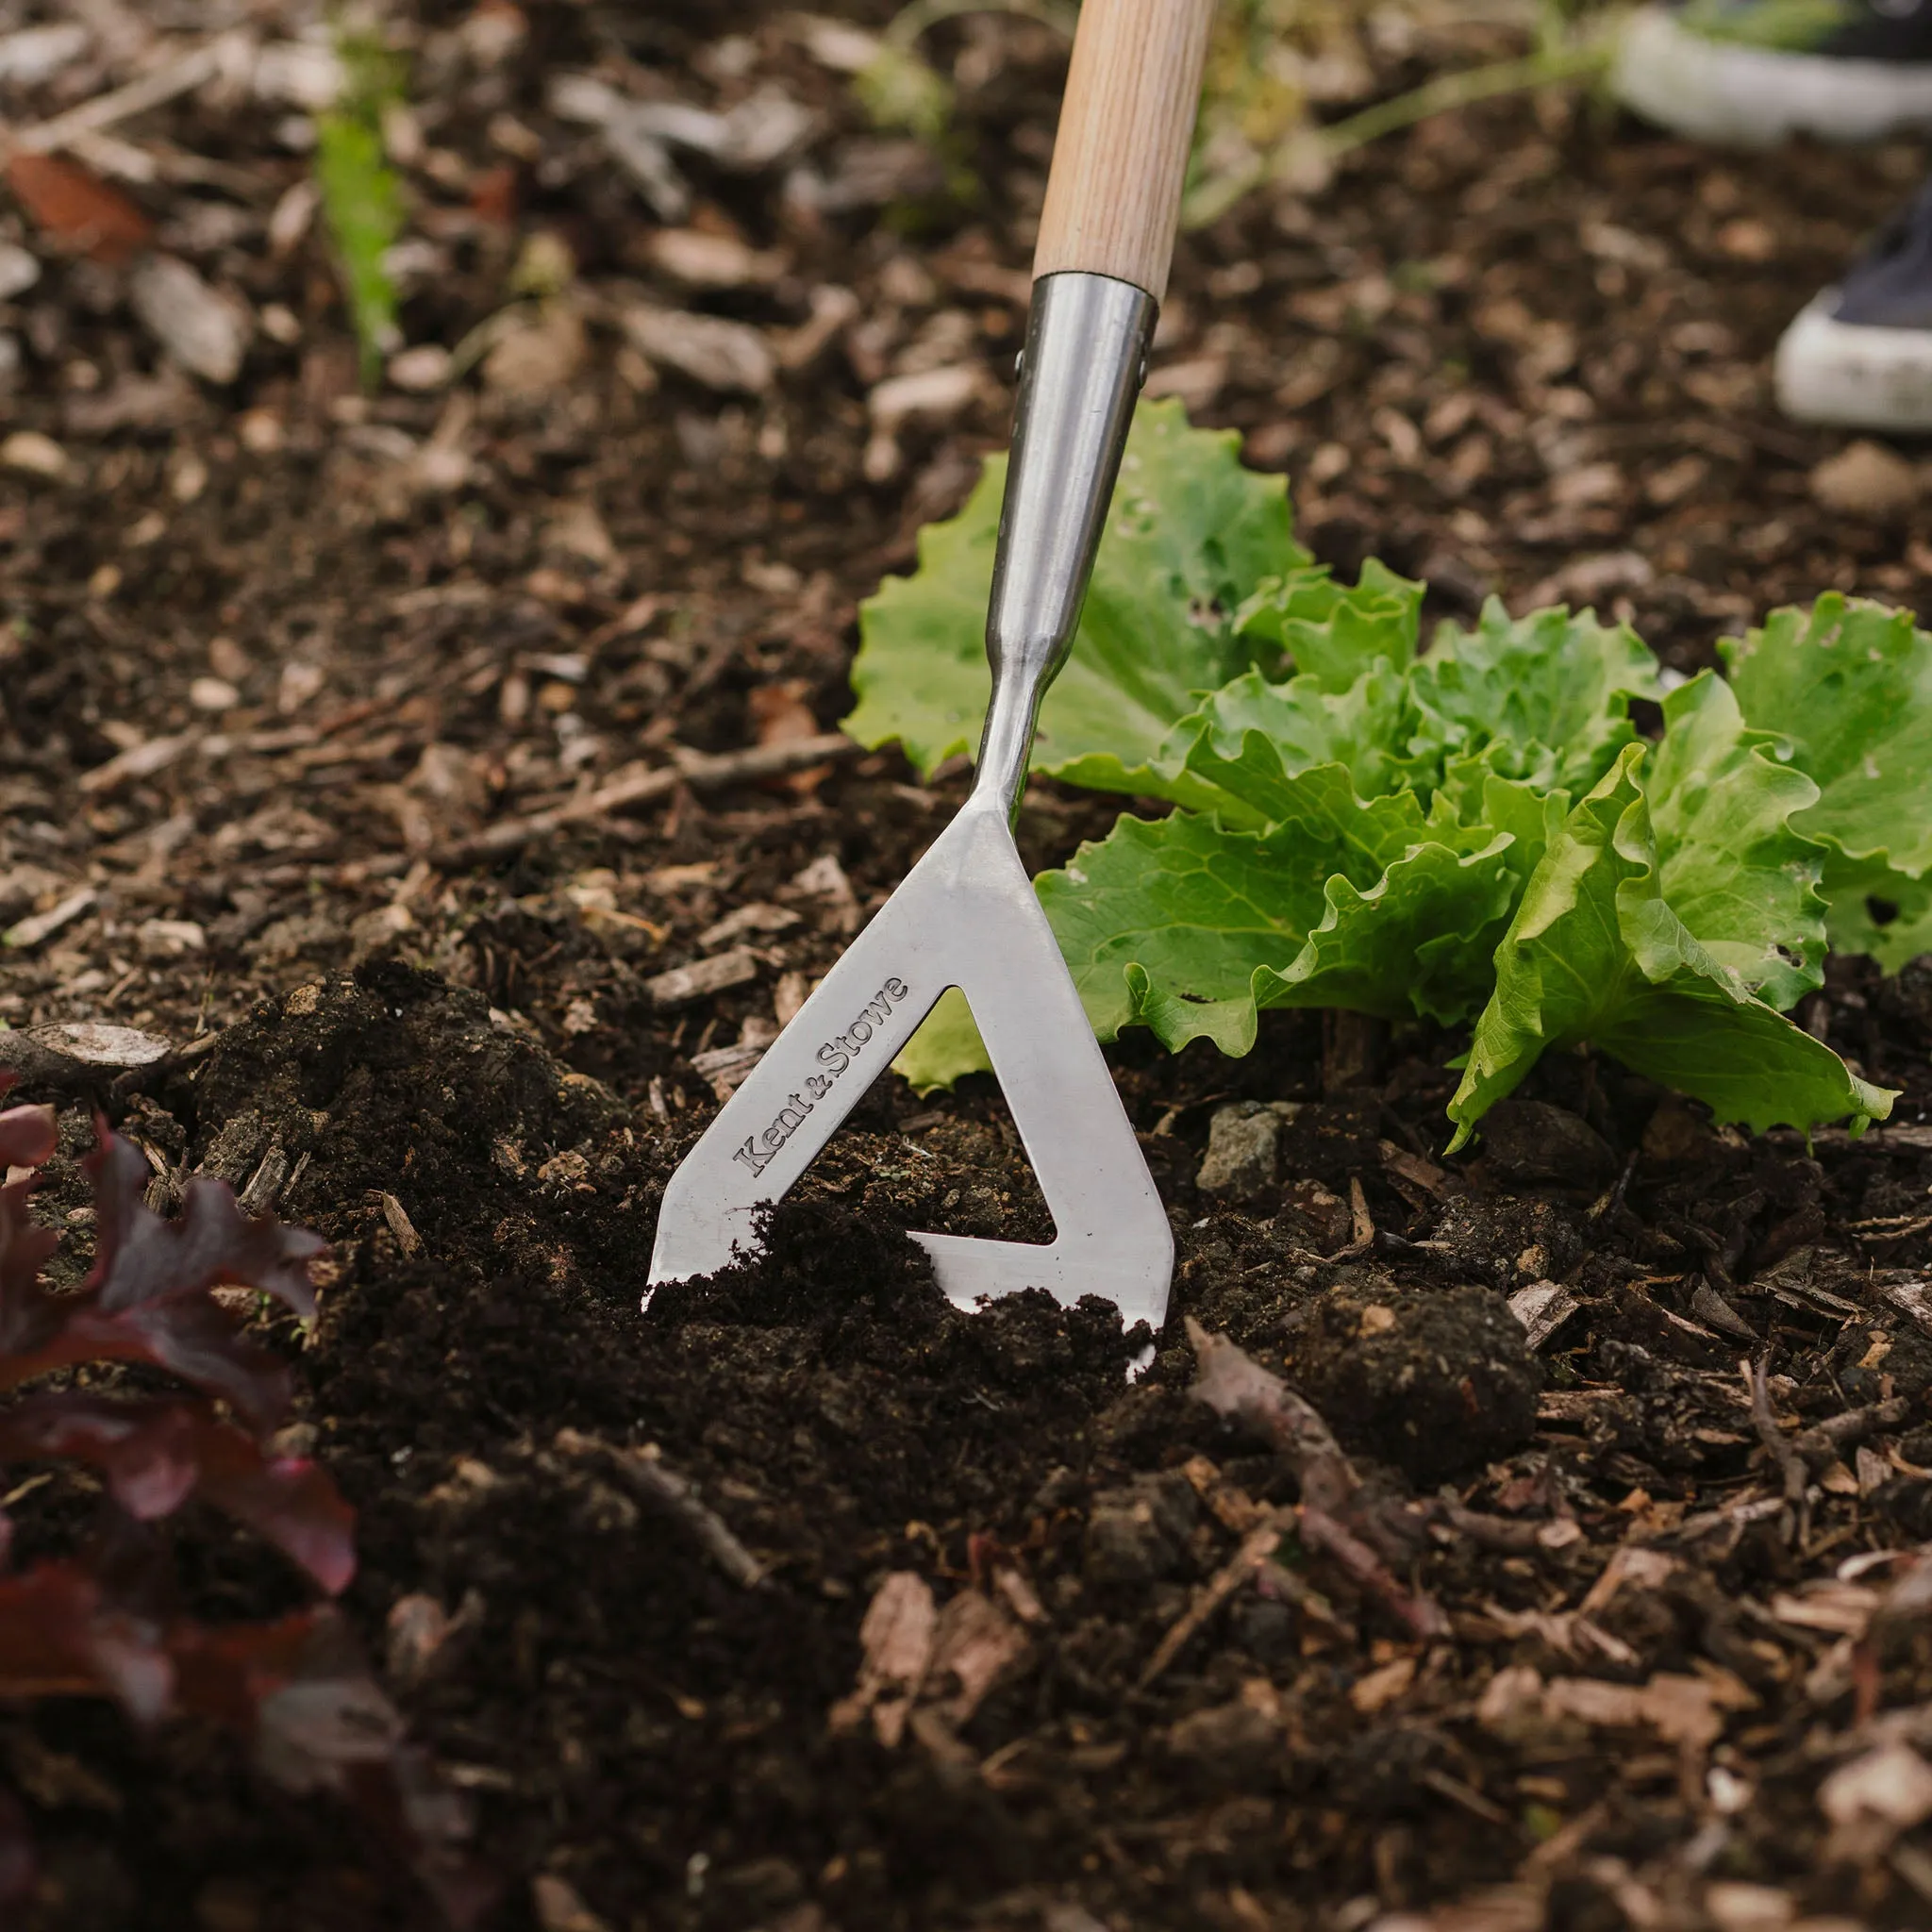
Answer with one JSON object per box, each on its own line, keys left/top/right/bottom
{"left": 1341, "top": 1174, "right": 1374, "bottom": 1256}
{"left": 1745, "top": 1356, "right": 1811, "bottom": 1548}
{"left": 1141, "top": 1518, "right": 1283, "bottom": 1686}
{"left": 1792, "top": 1400, "right": 1912, "bottom": 1469}
{"left": 1435, "top": 1500, "right": 1557, "bottom": 1556}
{"left": 553, "top": 1428, "right": 766, "bottom": 1588}
{"left": 431, "top": 733, "right": 859, "bottom": 867}
{"left": 1301, "top": 1503, "right": 1451, "bottom": 1641}
{"left": 10, "top": 42, "right": 223, "bottom": 158}
{"left": 1253, "top": 1558, "right": 1344, "bottom": 1629}
{"left": 1184, "top": 1317, "right": 1449, "bottom": 1639}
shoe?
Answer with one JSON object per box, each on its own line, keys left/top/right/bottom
{"left": 1614, "top": 0, "right": 1932, "bottom": 146}
{"left": 1776, "top": 177, "right": 1932, "bottom": 425}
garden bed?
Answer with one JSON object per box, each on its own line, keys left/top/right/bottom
{"left": 2, "top": 3, "right": 1930, "bottom": 1928}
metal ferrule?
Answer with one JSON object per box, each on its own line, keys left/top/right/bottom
{"left": 972, "top": 271, "right": 1157, "bottom": 823}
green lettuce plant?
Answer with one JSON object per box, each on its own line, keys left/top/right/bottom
{"left": 846, "top": 402, "right": 1924, "bottom": 1145}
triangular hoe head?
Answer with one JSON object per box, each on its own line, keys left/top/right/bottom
{"left": 647, "top": 799, "right": 1174, "bottom": 1334}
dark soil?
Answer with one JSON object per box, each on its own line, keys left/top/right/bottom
{"left": 2, "top": 5, "right": 1932, "bottom": 1931}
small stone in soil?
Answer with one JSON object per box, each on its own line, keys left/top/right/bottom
{"left": 1809, "top": 439, "right": 1919, "bottom": 520}
{"left": 0, "top": 428, "right": 66, "bottom": 478}
{"left": 1196, "top": 1100, "right": 1289, "bottom": 1203}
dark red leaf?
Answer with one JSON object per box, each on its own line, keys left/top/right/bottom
{"left": 167, "top": 1606, "right": 334, "bottom": 1734}
{"left": 0, "top": 1082, "right": 59, "bottom": 1359}
{"left": 0, "top": 1177, "right": 60, "bottom": 1357}
{"left": 0, "top": 1129, "right": 325, "bottom": 1429}
{"left": 0, "top": 1100, "right": 55, "bottom": 1170}
{"left": 468, "top": 162, "right": 517, "bottom": 227}
{"left": 0, "top": 1096, "right": 479, "bottom": 1921}
{"left": 191, "top": 1429, "right": 357, "bottom": 1596}
{"left": 0, "top": 1583, "right": 491, "bottom": 1924}
{"left": 87, "top": 1130, "right": 323, "bottom": 1322}
{"left": 0, "top": 1394, "right": 357, "bottom": 1593}
{"left": 0, "top": 1786, "right": 35, "bottom": 1908}
{"left": 6, "top": 153, "right": 152, "bottom": 264}
{"left": 0, "top": 1285, "right": 297, "bottom": 1431}
{"left": 0, "top": 1394, "right": 197, "bottom": 1516}
{"left": 171, "top": 1610, "right": 497, "bottom": 1926}
{"left": 0, "top": 1561, "right": 173, "bottom": 1721}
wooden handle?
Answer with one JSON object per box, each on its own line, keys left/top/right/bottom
{"left": 1032, "top": 0, "right": 1217, "bottom": 301}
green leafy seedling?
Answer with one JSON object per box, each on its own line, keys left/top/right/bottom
{"left": 850, "top": 405, "right": 1923, "bottom": 1146}
{"left": 315, "top": 25, "right": 406, "bottom": 387}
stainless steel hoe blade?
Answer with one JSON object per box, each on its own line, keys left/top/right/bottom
{"left": 649, "top": 271, "right": 1174, "bottom": 1333}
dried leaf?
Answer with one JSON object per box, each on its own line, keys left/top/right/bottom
{"left": 1542, "top": 1670, "right": 1752, "bottom": 1751}
{"left": 828, "top": 1570, "right": 935, "bottom": 1747}
{"left": 925, "top": 1588, "right": 1030, "bottom": 1726}
{"left": 128, "top": 256, "right": 252, "bottom": 385}
{"left": 482, "top": 305, "right": 587, "bottom": 398}
{"left": 750, "top": 680, "right": 830, "bottom": 796}
{"left": 622, "top": 304, "right": 773, "bottom": 393}
{"left": 1770, "top": 1582, "right": 1879, "bottom": 1638}
{"left": 1476, "top": 1662, "right": 1544, "bottom": 1732}
{"left": 533, "top": 1873, "right": 611, "bottom": 1932}
{"left": 1577, "top": 1545, "right": 1677, "bottom": 1617}
{"left": 1349, "top": 1653, "right": 1418, "bottom": 1714}
{"left": 1819, "top": 1741, "right": 1932, "bottom": 1861}
{"left": 5, "top": 153, "right": 152, "bottom": 263}
{"left": 386, "top": 1593, "right": 456, "bottom": 1688}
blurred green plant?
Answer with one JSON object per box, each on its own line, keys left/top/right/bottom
{"left": 1185, "top": 0, "right": 1331, "bottom": 221}
{"left": 858, "top": 0, "right": 1077, "bottom": 146}
{"left": 855, "top": 0, "right": 1621, "bottom": 232}
{"left": 1182, "top": 0, "right": 1620, "bottom": 225}
{"left": 314, "top": 21, "right": 406, "bottom": 386}
{"left": 846, "top": 0, "right": 1074, "bottom": 216}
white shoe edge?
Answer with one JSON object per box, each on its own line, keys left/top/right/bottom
{"left": 1775, "top": 290, "right": 1932, "bottom": 430}
{"left": 1614, "top": 7, "right": 1932, "bottom": 146}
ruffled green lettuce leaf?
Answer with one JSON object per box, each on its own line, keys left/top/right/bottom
{"left": 1037, "top": 764, "right": 1523, "bottom": 1044}
{"left": 1448, "top": 746, "right": 1890, "bottom": 1148}
{"left": 893, "top": 771, "right": 1528, "bottom": 1092}
{"left": 1233, "top": 557, "right": 1423, "bottom": 693}
{"left": 1409, "top": 601, "right": 1662, "bottom": 799}
{"left": 866, "top": 415, "right": 1896, "bottom": 1141}
{"left": 1155, "top": 659, "right": 1417, "bottom": 829}
{"left": 1648, "top": 671, "right": 1827, "bottom": 1011}
{"left": 1818, "top": 857, "right": 1932, "bottom": 974}
{"left": 1102, "top": 820, "right": 1521, "bottom": 1049}
{"left": 843, "top": 400, "right": 1304, "bottom": 795}
{"left": 894, "top": 986, "right": 992, "bottom": 1091}
{"left": 1722, "top": 594, "right": 1932, "bottom": 971}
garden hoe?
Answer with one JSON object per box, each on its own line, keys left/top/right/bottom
{"left": 648, "top": 0, "right": 1218, "bottom": 1334}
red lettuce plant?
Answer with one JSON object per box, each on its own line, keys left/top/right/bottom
{"left": 0, "top": 1075, "right": 489, "bottom": 1923}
